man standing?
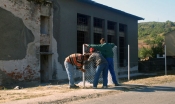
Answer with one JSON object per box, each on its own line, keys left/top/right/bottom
{"left": 64, "top": 53, "right": 89, "bottom": 88}
{"left": 86, "top": 47, "right": 108, "bottom": 89}
{"left": 85, "top": 38, "right": 120, "bottom": 86}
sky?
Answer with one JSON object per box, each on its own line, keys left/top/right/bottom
{"left": 93, "top": 0, "right": 175, "bottom": 23}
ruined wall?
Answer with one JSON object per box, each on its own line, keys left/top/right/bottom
{"left": 51, "top": 0, "right": 69, "bottom": 81}
{"left": 0, "top": 0, "right": 41, "bottom": 85}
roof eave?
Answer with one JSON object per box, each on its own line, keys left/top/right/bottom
{"left": 79, "top": 0, "right": 144, "bottom": 20}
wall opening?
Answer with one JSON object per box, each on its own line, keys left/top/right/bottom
{"left": 40, "top": 16, "right": 49, "bottom": 35}
{"left": 93, "top": 17, "right": 103, "bottom": 43}
{"left": 107, "top": 35, "right": 113, "bottom": 43}
{"left": 107, "top": 21, "right": 116, "bottom": 43}
{"left": 40, "top": 45, "right": 49, "bottom": 52}
{"left": 119, "top": 24, "right": 127, "bottom": 67}
{"left": 77, "top": 31, "right": 87, "bottom": 53}
{"left": 94, "top": 33, "right": 102, "bottom": 44}
{"left": 40, "top": 45, "right": 50, "bottom": 83}
{"left": 40, "top": 55, "right": 49, "bottom": 83}
{"left": 119, "top": 37, "right": 125, "bottom": 67}
{"left": 94, "top": 17, "right": 103, "bottom": 28}
{"left": 77, "top": 14, "right": 89, "bottom": 53}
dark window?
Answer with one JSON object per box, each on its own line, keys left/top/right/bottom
{"left": 77, "top": 14, "right": 88, "bottom": 26}
{"left": 77, "top": 14, "right": 89, "bottom": 53}
{"left": 94, "top": 33, "right": 102, "bottom": 44}
{"left": 77, "top": 31, "right": 86, "bottom": 53}
{"left": 108, "top": 21, "right": 115, "bottom": 30}
{"left": 119, "top": 24, "right": 125, "bottom": 32}
{"left": 119, "top": 37, "right": 125, "bottom": 67}
{"left": 107, "top": 35, "right": 114, "bottom": 43}
{"left": 94, "top": 18, "right": 103, "bottom": 28}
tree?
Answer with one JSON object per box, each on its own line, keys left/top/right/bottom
{"left": 138, "top": 21, "right": 175, "bottom": 59}
{"left": 139, "top": 35, "right": 164, "bottom": 59}
{"left": 138, "top": 47, "right": 152, "bottom": 59}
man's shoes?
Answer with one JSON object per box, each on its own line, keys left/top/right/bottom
{"left": 102, "top": 86, "right": 108, "bottom": 89}
{"left": 115, "top": 83, "right": 120, "bottom": 86}
{"left": 70, "top": 85, "right": 80, "bottom": 89}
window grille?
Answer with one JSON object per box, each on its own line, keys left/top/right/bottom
{"left": 108, "top": 21, "right": 115, "bottom": 30}
{"left": 94, "top": 18, "right": 103, "bottom": 28}
{"left": 107, "top": 35, "right": 114, "bottom": 43}
{"left": 94, "top": 33, "right": 102, "bottom": 44}
{"left": 119, "top": 24, "right": 125, "bottom": 32}
{"left": 77, "top": 31, "right": 86, "bottom": 53}
{"left": 119, "top": 37, "right": 125, "bottom": 67}
{"left": 77, "top": 14, "right": 88, "bottom": 26}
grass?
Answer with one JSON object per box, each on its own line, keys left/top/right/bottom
{"left": 120, "top": 69, "right": 175, "bottom": 85}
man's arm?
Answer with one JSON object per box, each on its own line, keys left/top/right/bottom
{"left": 108, "top": 43, "right": 116, "bottom": 48}
{"left": 79, "top": 68, "right": 86, "bottom": 72}
{"left": 84, "top": 44, "right": 102, "bottom": 51}
{"left": 76, "top": 65, "right": 86, "bottom": 72}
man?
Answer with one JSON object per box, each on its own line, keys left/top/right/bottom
{"left": 86, "top": 47, "right": 108, "bottom": 89}
{"left": 64, "top": 53, "right": 89, "bottom": 88}
{"left": 84, "top": 38, "right": 120, "bottom": 86}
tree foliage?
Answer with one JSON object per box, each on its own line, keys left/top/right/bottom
{"left": 138, "top": 47, "right": 152, "bottom": 59}
{"left": 139, "top": 36, "right": 164, "bottom": 59}
{"left": 138, "top": 21, "right": 175, "bottom": 39}
{"left": 138, "top": 21, "right": 175, "bottom": 59}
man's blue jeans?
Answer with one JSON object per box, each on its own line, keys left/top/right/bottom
{"left": 106, "top": 57, "right": 118, "bottom": 84}
{"left": 64, "top": 61, "right": 75, "bottom": 86}
{"left": 93, "top": 63, "right": 108, "bottom": 87}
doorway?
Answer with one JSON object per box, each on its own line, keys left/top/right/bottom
{"left": 40, "top": 55, "right": 50, "bottom": 83}
{"left": 40, "top": 45, "right": 51, "bottom": 83}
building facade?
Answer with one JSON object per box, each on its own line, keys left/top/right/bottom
{"left": 0, "top": 0, "right": 143, "bottom": 86}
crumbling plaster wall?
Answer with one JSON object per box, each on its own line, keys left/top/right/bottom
{"left": 0, "top": 0, "right": 41, "bottom": 85}
{"left": 49, "top": 0, "right": 69, "bottom": 81}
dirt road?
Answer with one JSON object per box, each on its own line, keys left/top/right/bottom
{"left": 0, "top": 75, "right": 175, "bottom": 104}
{"left": 67, "top": 82, "right": 175, "bottom": 104}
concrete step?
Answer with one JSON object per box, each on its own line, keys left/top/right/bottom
{"left": 118, "top": 69, "right": 138, "bottom": 75}
{"left": 118, "top": 72, "right": 144, "bottom": 79}
{"left": 117, "top": 66, "right": 140, "bottom": 79}
{"left": 118, "top": 72, "right": 157, "bottom": 79}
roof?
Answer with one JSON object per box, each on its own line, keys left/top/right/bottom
{"left": 78, "top": 0, "right": 144, "bottom": 20}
